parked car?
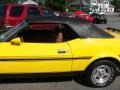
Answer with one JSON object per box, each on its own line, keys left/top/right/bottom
{"left": 74, "top": 10, "right": 94, "bottom": 22}
{"left": 0, "top": 16, "right": 120, "bottom": 87}
{"left": 88, "top": 10, "right": 105, "bottom": 15}
{"left": 90, "top": 13, "right": 107, "bottom": 24}
{"left": 40, "top": 9, "right": 56, "bottom": 16}
{"left": 60, "top": 11, "right": 75, "bottom": 18}
{"left": 53, "top": 11, "right": 61, "bottom": 16}
{"left": 0, "top": 4, "right": 57, "bottom": 30}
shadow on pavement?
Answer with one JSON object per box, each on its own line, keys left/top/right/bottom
{"left": 0, "top": 77, "right": 73, "bottom": 84}
{"left": 74, "top": 77, "right": 93, "bottom": 88}
{"left": 0, "top": 75, "right": 92, "bottom": 87}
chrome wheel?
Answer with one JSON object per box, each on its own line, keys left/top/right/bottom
{"left": 83, "top": 60, "right": 117, "bottom": 87}
{"left": 91, "top": 65, "right": 113, "bottom": 84}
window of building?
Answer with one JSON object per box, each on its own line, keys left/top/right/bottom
{"left": 109, "top": 8, "right": 112, "bottom": 12}
{"left": 92, "top": 0, "right": 97, "bottom": 3}
{"left": 105, "top": 2, "right": 109, "bottom": 4}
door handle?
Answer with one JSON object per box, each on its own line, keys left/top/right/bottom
{"left": 58, "top": 49, "right": 66, "bottom": 54}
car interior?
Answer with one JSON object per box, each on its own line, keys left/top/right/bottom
{"left": 16, "top": 24, "right": 79, "bottom": 43}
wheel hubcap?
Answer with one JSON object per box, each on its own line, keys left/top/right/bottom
{"left": 92, "top": 65, "right": 112, "bottom": 84}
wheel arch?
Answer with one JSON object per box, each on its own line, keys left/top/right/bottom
{"left": 85, "top": 57, "right": 120, "bottom": 75}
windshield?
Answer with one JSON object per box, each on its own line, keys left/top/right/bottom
{"left": 0, "top": 21, "right": 28, "bottom": 42}
{"left": 0, "top": 5, "right": 7, "bottom": 17}
{"left": 73, "top": 24, "right": 114, "bottom": 38}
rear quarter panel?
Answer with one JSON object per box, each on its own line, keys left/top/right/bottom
{"left": 67, "top": 38, "right": 120, "bottom": 72}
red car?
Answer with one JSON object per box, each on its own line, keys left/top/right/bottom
{"left": 0, "top": 4, "right": 57, "bottom": 30}
{"left": 74, "top": 10, "right": 94, "bottom": 22}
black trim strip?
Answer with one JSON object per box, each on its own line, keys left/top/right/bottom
{"left": 0, "top": 57, "right": 92, "bottom": 61}
{"left": 73, "top": 57, "right": 92, "bottom": 59}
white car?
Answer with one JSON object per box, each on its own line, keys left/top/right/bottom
{"left": 89, "top": 11, "right": 105, "bottom": 15}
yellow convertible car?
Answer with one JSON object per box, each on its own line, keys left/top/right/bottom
{"left": 0, "top": 16, "right": 119, "bottom": 87}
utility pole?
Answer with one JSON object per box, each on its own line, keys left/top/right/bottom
{"left": 103, "top": 0, "right": 105, "bottom": 13}
{"left": 65, "top": 0, "right": 68, "bottom": 11}
{"left": 79, "top": 0, "right": 81, "bottom": 10}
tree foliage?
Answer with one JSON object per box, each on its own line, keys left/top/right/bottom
{"left": 111, "top": 0, "right": 120, "bottom": 9}
{"left": 0, "top": 0, "right": 74, "bottom": 11}
{"left": 45, "top": 0, "right": 74, "bottom": 11}
{"left": 45, "top": 0, "right": 65, "bottom": 11}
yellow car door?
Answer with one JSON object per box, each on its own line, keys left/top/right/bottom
{"left": 0, "top": 41, "right": 72, "bottom": 74}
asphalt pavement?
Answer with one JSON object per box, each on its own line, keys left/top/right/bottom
{"left": 0, "top": 76, "right": 120, "bottom": 90}
{"left": 0, "top": 14, "right": 120, "bottom": 90}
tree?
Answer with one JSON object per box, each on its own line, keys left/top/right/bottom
{"left": 45, "top": 0, "right": 74, "bottom": 11}
{"left": 0, "top": 0, "right": 74, "bottom": 11}
{"left": 111, "top": 0, "right": 120, "bottom": 10}
{"left": 45, "top": 0, "right": 65, "bottom": 11}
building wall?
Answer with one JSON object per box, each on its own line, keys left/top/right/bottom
{"left": 90, "top": 0, "right": 114, "bottom": 13}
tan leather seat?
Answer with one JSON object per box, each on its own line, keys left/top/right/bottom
{"left": 56, "top": 31, "right": 63, "bottom": 43}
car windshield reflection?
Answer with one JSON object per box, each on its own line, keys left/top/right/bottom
{"left": 0, "top": 21, "right": 28, "bottom": 42}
